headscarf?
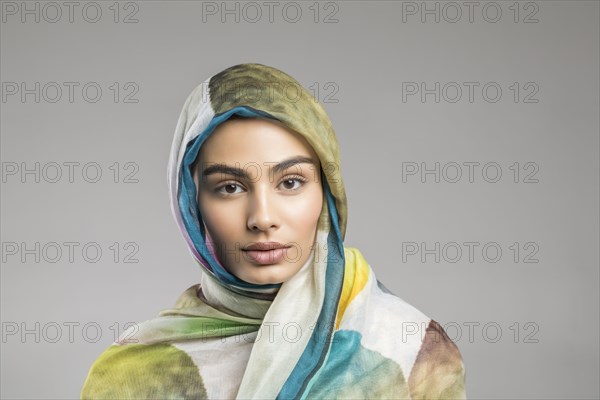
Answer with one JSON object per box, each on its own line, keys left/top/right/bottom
{"left": 81, "top": 63, "right": 466, "bottom": 399}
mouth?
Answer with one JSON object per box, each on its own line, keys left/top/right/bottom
{"left": 242, "top": 242, "right": 291, "bottom": 265}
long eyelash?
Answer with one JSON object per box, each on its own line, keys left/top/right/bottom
{"left": 283, "top": 174, "right": 307, "bottom": 183}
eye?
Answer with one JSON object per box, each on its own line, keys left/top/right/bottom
{"left": 279, "top": 175, "right": 307, "bottom": 191}
{"left": 215, "top": 182, "right": 245, "bottom": 195}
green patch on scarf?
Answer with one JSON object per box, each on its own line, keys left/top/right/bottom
{"left": 81, "top": 343, "right": 206, "bottom": 399}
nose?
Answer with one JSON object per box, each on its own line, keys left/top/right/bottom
{"left": 247, "top": 186, "right": 279, "bottom": 232}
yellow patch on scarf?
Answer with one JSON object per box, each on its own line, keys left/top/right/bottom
{"left": 336, "top": 247, "right": 370, "bottom": 330}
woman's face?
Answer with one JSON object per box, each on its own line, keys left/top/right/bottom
{"left": 193, "top": 117, "right": 323, "bottom": 285}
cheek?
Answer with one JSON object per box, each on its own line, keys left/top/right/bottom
{"left": 198, "top": 197, "right": 240, "bottom": 245}
{"left": 284, "top": 188, "right": 323, "bottom": 234}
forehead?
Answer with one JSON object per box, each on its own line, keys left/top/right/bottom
{"left": 198, "top": 118, "right": 319, "bottom": 164}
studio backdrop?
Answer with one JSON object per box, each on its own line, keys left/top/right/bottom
{"left": 1, "top": 1, "right": 598, "bottom": 399}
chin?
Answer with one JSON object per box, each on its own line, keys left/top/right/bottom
{"left": 244, "top": 269, "right": 288, "bottom": 285}
{"left": 253, "top": 275, "right": 284, "bottom": 285}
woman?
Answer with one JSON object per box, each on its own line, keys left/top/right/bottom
{"left": 81, "top": 63, "right": 467, "bottom": 399}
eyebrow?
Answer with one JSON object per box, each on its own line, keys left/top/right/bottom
{"left": 201, "top": 156, "right": 317, "bottom": 180}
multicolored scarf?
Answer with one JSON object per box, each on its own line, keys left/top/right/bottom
{"left": 81, "top": 63, "right": 466, "bottom": 399}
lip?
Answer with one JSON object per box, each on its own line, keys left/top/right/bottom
{"left": 242, "top": 242, "right": 291, "bottom": 265}
{"left": 243, "top": 242, "right": 289, "bottom": 251}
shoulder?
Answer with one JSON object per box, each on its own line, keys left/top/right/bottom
{"left": 341, "top": 246, "right": 431, "bottom": 325}
{"left": 81, "top": 342, "right": 207, "bottom": 399}
{"left": 340, "top": 246, "right": 466, "bottom": 398}
{"left": 408, "top": 319, "right": 467, "bottom": 399}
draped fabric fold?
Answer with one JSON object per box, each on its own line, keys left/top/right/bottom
{"left": 81, "top": 63, "right": 466, "bottom": 400}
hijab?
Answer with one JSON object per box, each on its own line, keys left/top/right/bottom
{"left": 81, "top": 63, "right": 466, "bottom": 399}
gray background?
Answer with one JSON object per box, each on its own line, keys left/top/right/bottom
{"left": 1, "top": 1, "right": 598, "bottom": 398}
